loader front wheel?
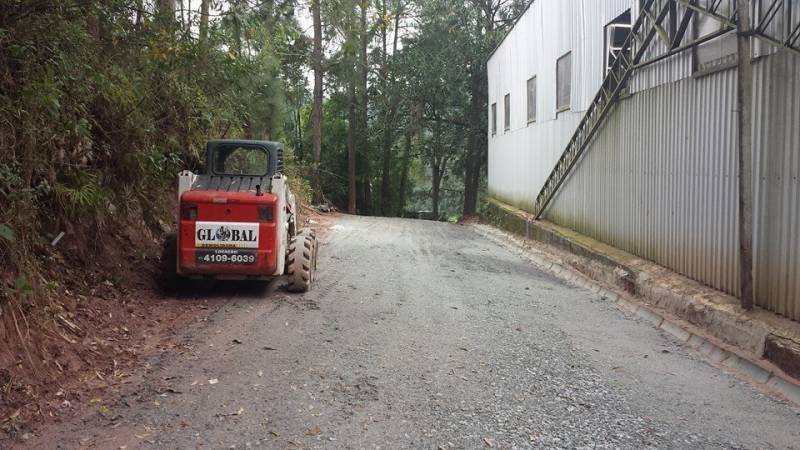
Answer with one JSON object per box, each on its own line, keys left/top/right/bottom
{"left": 285, "top": 234, "right": 315, "bottom": 293}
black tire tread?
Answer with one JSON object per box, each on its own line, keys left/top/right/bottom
{"left": 286, "top": 234, "right": 315, "bottom": 293}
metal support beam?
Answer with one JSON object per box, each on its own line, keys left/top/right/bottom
{"left": 736, "top": 0, "right": 755, "bottom": 310}
{"left": 672, "top": 1, "right": 697, "bottom": 49}
{"left": 669, "top": 0, "right": 678, "bottom": 41}
{"left": 645, "top": 7, "right": 673, "bottom": 47}
{"left": 676, "top": 0, "right": 737, "bottom": 27}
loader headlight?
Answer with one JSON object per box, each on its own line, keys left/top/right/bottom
{"left": 181, "top": 204, "right": 198, "bottom": 221}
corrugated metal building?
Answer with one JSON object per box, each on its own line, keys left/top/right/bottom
{"left": 487, "top": 0, "right": 800, "bottom": 321}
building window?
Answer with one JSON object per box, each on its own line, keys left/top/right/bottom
{"left": 605, "top": 10, "right": 632, "bottom": 74}
{"left": 491, "top": 103, "right": 497, "bottom": 135}
{"left": 503, "top": 93, "right": 511, "bottom": 131}
{"left": 556, "top": 52, "right": 571, "bottom": 112}
{"left": 527, "top": 77, "right": 537, "bottom": 123}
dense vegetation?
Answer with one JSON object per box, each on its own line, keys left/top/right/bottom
{"left": 0, "top": 0, "right": 527, "bottom": 286}
{"left": 304, "top": 0, "right": 527, "bottom": 219}
{"left": 0, "top": 0, "right": 306, "bottom": 283}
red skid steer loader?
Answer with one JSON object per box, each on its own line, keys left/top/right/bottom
{"left": 162, "top": 140, "right": 317, "bottom": 292}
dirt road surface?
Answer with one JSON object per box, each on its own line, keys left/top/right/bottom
{"left": 26, "top": 216, "right": 800, "bottom": 449}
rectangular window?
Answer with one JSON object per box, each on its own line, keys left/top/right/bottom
{"left": 556, "top": 52, "right": 572, "bottom": 112}
{"left": 491, "top": 103, "right": 497, "bottom": 135}
{"left": 526, "top": 77, "right": 537, "bottom": 123}
{"left": 604, "top": 10, "right": 632, "bottom": 74}
{"left": 503, "top": 93, "right": 511, "bottom": 131}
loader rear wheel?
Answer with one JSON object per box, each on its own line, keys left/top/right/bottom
{"left": 285, "top": 234, "right": 315, "bottom": 293}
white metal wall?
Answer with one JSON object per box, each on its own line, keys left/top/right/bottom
{"left": 545, "top": 52, "right": 800, "bottom": 321}
{"left": 487, "top": 0, "right": 632, "bottom": 210}
{"left": 752, "top": 52, "right": 800, "bottom": 320}
{"left": 545, "top": 68, "right": 741, "bottom": 296}
{"left": 487, "top": 0, "right": 800, "bottom": 320}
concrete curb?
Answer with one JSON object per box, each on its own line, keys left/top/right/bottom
{"left": 473, "top": 202, "right": 800, "bottom": 408}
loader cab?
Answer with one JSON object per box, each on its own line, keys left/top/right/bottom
{"left": 164, "top": 139, "right": 313, "bottom": 292}
{"left": 206, "top": 140, "right": 284, "bottom": 177}
{"left": 174, "top": 140, "right": 289, "bottom": 281}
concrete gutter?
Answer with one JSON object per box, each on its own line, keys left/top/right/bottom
{"left": 481, "top": 198, "right": 800, "bottom": 406}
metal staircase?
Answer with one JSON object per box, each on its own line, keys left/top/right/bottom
{"left": 532, "top": 0, "right": 800, "bottom": 219}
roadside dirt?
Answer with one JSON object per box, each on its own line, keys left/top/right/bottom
{"left": 0, "top": 211, "right": 337, "bottom": 444}
{"left": 0, "top": 218, "right": 210, "bottom": 441}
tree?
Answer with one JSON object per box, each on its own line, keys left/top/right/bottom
{"left": 311, "top": 0, "right": 325, "bottom": 204}
{"left": 157, "top": 0, "right": 176, "bottom": 31}
{"left": 462, "top": 0, "right": 527, "bottom": 216}
{"left": 199, "top": 0, "right": 210, "bottom": 44}
{"left": 357, "top": 0, "right": 372, "bottom": 214}
{"left": 291, "top": 0, "right": 526, "bottom": 219}
{"left": 377, "top": 0, "right": 405, "bottom": 216}
{"left": 325, "top": 0, "right": 361, "bottom": 213}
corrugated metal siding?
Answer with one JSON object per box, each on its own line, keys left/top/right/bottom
{"left": 545, "top": 69, "right": 740, "bottom": 296}
{"left": 545, "top": 53, "right": 800, "bottom": 321}
{"left": 488, "top": 0, "right": 800, "bottom": 321}
{"left": 752, "top": 0, "right": 800, "bottom": 57}
{"left": 487, "top": 0, "right": 632, "bottom": 209}
{"left": 753, "top": 52, "right": 800, "bottom": 320}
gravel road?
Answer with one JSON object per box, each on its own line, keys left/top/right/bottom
{"left": 31, "top": 216, "right": 800, "bottom": 449}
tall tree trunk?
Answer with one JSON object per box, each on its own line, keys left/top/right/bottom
{"left": 135, "top": 0, "right": 144, "bottom": 29}
{"left": 179, "top": 0, "right": 185, "bottom": 31}
{"left": 358, "top": 1, "right": 371, "bottom": 214}
{"left": 363, "top": 152, "right": 372, "bottom": 214}
{"left": 461, "top": 0, "right": 497, "bottom": 216}
{"left": 295, "top": 100, "right": 304, "bottom": 160}
{"left": 398, "top": 129, "right": 412, "bottom": 216}
{"left": 158, "top": 0, "right": 174, "bottom": 28}
{"left": 431, "top": 167, "right": 440, "bottom": 220}
{"left": 199, "top": 0, "right": 210, "bottom": 43}
{"left": 379, "top": 0, "right": 391, "bottom": 216}
{"left": 380, "top": 119, "right": 393, "bottom": 215}
{"left": 233, "top": 12, "right": 242, "bottom": 56}
{"left": 379, "top": 0, "right": 403, "bottom": 216}
{"left": 347, "top": 78, "right": 358, "bottom": 214}
{"left": 463, "top": 69, "right": 485, "bottom": 216}
{"left": 431, "top": 122, "right": 442, "bottom": 220}
{"left": 311, "top": 0, "right": 324, "bottom": 204}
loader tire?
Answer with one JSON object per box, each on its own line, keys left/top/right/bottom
{"left": 298, "top": 228, "right": 318, "bottom": 272}
{"left": 286, "top": 234, "right": 315, "bottom": 293}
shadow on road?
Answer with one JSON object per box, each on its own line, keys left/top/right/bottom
{"left": 163, "top": 277, "right": 286, "bottom": 303}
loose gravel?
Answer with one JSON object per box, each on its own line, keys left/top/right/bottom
{"left": 27, "top": 216, "right": 800, "bottom": 449}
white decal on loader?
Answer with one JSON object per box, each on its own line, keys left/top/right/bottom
{"left": 195, "top": 222, "right": 259, "bottom": 249}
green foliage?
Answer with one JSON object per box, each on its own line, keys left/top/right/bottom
{"left": 55, "top": 172, "right": 107, "bottom": 216}
{"left": 300, "top": 0, "right": 523, "bottom": 218}
{"left": 1, "top": 0, "right": 309, "bottom": 275}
